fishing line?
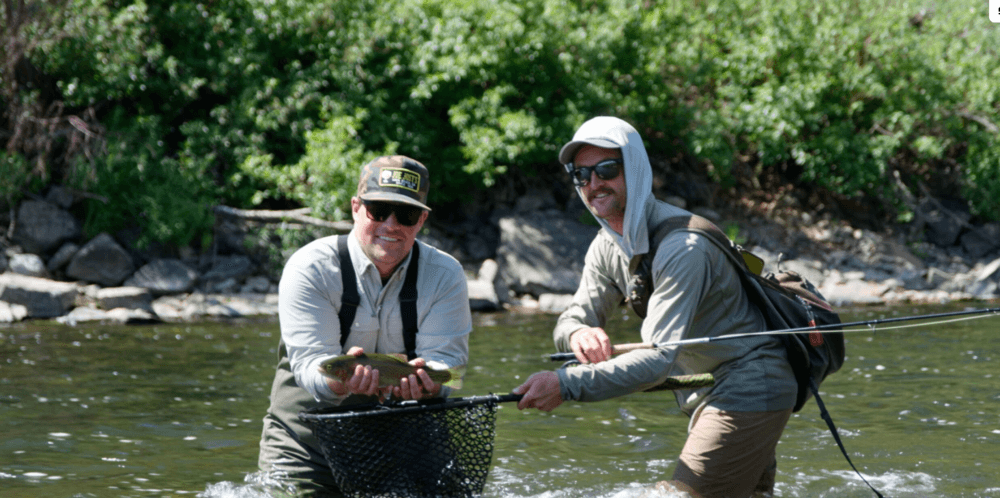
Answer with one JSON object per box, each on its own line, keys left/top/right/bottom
{"left": 547, "top": 307, "right": 1000, "bottom": 361}
{"left": 837, "top": 313, "right": 998, "bottom": 334}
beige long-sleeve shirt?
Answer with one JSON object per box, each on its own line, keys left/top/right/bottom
{"left": 278, "top": 232, "right": 472, "bottom": 402}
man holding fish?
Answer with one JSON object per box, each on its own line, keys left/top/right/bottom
{"left": 259, "top": 156, "right": 472, "bottom": 496}
{"left": 513, "top": 117, "right": 798, "bottom": 498}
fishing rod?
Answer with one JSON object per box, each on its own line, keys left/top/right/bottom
{"left": 547, "top": 306, "right": 1000, "bottom": 362}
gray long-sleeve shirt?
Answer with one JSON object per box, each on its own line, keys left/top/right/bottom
{"left": 553, "top": 201, "right": 797, "bottom": 415}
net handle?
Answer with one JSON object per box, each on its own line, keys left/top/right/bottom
{"left": 494, "top": 393, "right": 523, "bottom": 403}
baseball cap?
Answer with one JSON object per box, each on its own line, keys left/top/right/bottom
{"left": 356, "top": 156, "right": 432, "bottom": 211}
{"left": 558, "top": 117, "right": 630, "bottom": 164}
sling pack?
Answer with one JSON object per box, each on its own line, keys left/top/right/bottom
{"left": 627, "top": 215, "right": 884, "bottom": 498}
{"left": 336, "top": 234, "right": 421, "bottom": 360}
{"left": 627, "top": 215, "right": 844, "bottom": 409}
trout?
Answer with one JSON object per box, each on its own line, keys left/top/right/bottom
{"left": 319, "top": 353, "right": 464, "bottom": 389}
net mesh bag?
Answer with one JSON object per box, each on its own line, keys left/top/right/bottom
{"left": 300, "top": 394, "right": 511, "bottom": 498}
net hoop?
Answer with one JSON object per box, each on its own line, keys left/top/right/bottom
{"left": 300, "top": 393, "right": 521, "bottom": 422}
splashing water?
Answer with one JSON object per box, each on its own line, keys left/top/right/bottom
{"left": 198, "top": 471, "right": 300, "bottom": 498}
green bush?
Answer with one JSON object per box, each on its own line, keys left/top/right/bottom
{"left": 649, "top": 0, "right": 999, "bottom": 217}
{"left": 74, "top": 113, "right": 215, "bottom": 248}
{"left": 5, "top": 0, "right": 999, "bottom": 250}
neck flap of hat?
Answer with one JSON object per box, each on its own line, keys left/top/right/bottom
{"left": 571, "top": 116, "right": 654, "bottom": 259}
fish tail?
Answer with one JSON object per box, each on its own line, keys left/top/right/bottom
{"left": 443, "top": 365, "right": 466, "bottom": 389}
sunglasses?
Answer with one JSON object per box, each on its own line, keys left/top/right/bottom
{"left": 362, "top": 200, "right": 424, "bottom": 227}
{"left": 564, "top": 159, "right": 623, "bottom": 187}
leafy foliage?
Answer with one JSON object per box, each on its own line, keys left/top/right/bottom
{"left": 2, "top": 0, "right": 998, "bottom": 249}
{"left": 76, "top": 113, "right": 215, "bottom": 248}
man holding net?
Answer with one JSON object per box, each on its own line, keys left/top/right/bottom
{"left": 513, "top": 117, "right": 798, "bottom": 498}
{"left": 259, "top": 155, "right": 472, "bottom": 496}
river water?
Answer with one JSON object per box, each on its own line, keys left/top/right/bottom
{"left": 2, "top": 303, "right": 999, "bottom": 497}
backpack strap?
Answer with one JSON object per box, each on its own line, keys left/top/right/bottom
{"left": 400, "top": 243, "right": 420, "bottom": 361}
{"left": 810, "top": 379, "right": 886, "bottom": 498}
{"left": 337, "top": 235, "right": 361, "bottom": 349}
{"left": 336, "top": 234, "right": 421, "bottom": 360}
{"left": 627, "top": 215, "right": 760, "bottom": 318}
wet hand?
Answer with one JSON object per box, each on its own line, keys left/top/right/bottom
{"left": 569, "top": 327, "right": 612, "bottom": 364}
{"left": 512, "top": 371, "right": 563, "bottom": 412}
{"left": 394, "top": 357, "right": 441, "bottom": 400}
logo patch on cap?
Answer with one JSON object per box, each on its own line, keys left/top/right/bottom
{"left": 378, "top": 168, "right": 421, "bottom": 193}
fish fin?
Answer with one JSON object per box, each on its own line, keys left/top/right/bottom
{"left": 443, "top": 365, "right": 466, "bottom": 389}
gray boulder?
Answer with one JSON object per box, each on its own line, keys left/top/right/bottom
{"left": 919, "top": 198, "right": 971, "bottom": 248}
{"left": 960, "top": 223, "right": 1000, "bottom": 259}
{"left": 467, "top": 259, "right": 501, "bottom": 311}
{"left": 125, "top": 259, "right": 199, "bottom": 295}
{"left": 96, "top": 286, "right": 153, "bottom": 311}
{"left": 56, "top": 306, "right": 158, "bottom": 326}
{"left": 202, "top": 255, "right": 256, "bottom": 289}
{"left": 11, "top": 200, "right": 81, "bottom": 254}
{"left": 496, "top": 211, "right": 599, "bottom": 296}
{"left": 0, "top": 273, "right": 78, "bottom": 318}
{"left": 240, "top": 275, "right": 272, "bottom": 294}
{"left": 47, "top": 243, "right": 80, "bottom": 272}
{"left": 45, "top": 186, "right": 75, "bottom": 209}
{"left": 66, "top": 233, "right": 136, "bottom": 287}
{"left": 9, "top": 253, "right": 49, "bottom": 278}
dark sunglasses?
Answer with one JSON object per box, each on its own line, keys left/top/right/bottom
{"left": 362, "top": 200, "right": 424, "bottom": 227}
{"left": 564, "top": 159, "right": 623, "bottom": 187}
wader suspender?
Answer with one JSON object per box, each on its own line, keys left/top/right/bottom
{"left": 629, "top": 217, "right": 884, "bottom": 498}
{"left": 336, "top": 235, "right": 421, "bottom": 360}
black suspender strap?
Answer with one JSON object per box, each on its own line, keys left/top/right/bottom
{"left": 336, "top": 235, "right": 420, "bottom": 359}
{"left": 337, "top": 235, "right": 360, "bottom": 349}
{"left": 810, "top": 379, "right": 885, "bottom": 498}
{"left": 400, "top": 243, "right": 420, "bottom": 360}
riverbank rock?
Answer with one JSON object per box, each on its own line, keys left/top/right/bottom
{"left": 151, "top": 292, "right": 279, "bottom": 321}
{"left": 0, "top": 273, "right": 79, "bottom": 318}
{"left": 0, "top": 301, "right": 28, "bottom": 323}
{"left": 960, "top": 223, "right": 1000, "bottom": 259}
{"left": 201, "top": 255, "right": 256, "bottom": 293}
{"left": 66, "top": 233, "right": 135, "bottom": 286}
{"left": 96, "top": 286, "right": 153, "bottom": 311}
{"left": 47, "top": 243, "right": 79, "bottom": 273}
{"left": 496, "top": 211, "right": 598, "bottom": 296}
{"left": 467, "top": 259, "right": 502, "bottom": 311}
{"left": 11, "top": 200, "right": 81, "bottom": 254}
{"left": 9, "top": 253, "right": 49, "bottom": 278}
{"left": 55, "top": 306, "right": 159, "bottom": 326}
{"left": 2, "top": 187, "right": 1000, "bottom": 326}
{"left": 125, "top": 258, "right": 199, "bottom": 295}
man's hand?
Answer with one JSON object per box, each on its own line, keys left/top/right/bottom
{"left": 512, "top": 371, "right": 564, "bottom": 412}
{"left": 325, "top": 347, "right": 392, "bottom": 399}
{"left": 569, "top": 327, "right": 612, "bottom": 364}
{"left": 393, "top": 357, "right": 442, "bottom": 400}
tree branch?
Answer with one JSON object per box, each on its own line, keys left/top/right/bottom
{"left": 212, "top": 205, "right": 353, "bottom": 232}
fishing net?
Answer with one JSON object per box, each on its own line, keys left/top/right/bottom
{"left": 299, "top": 394, "right": 517, "bottom": 498}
